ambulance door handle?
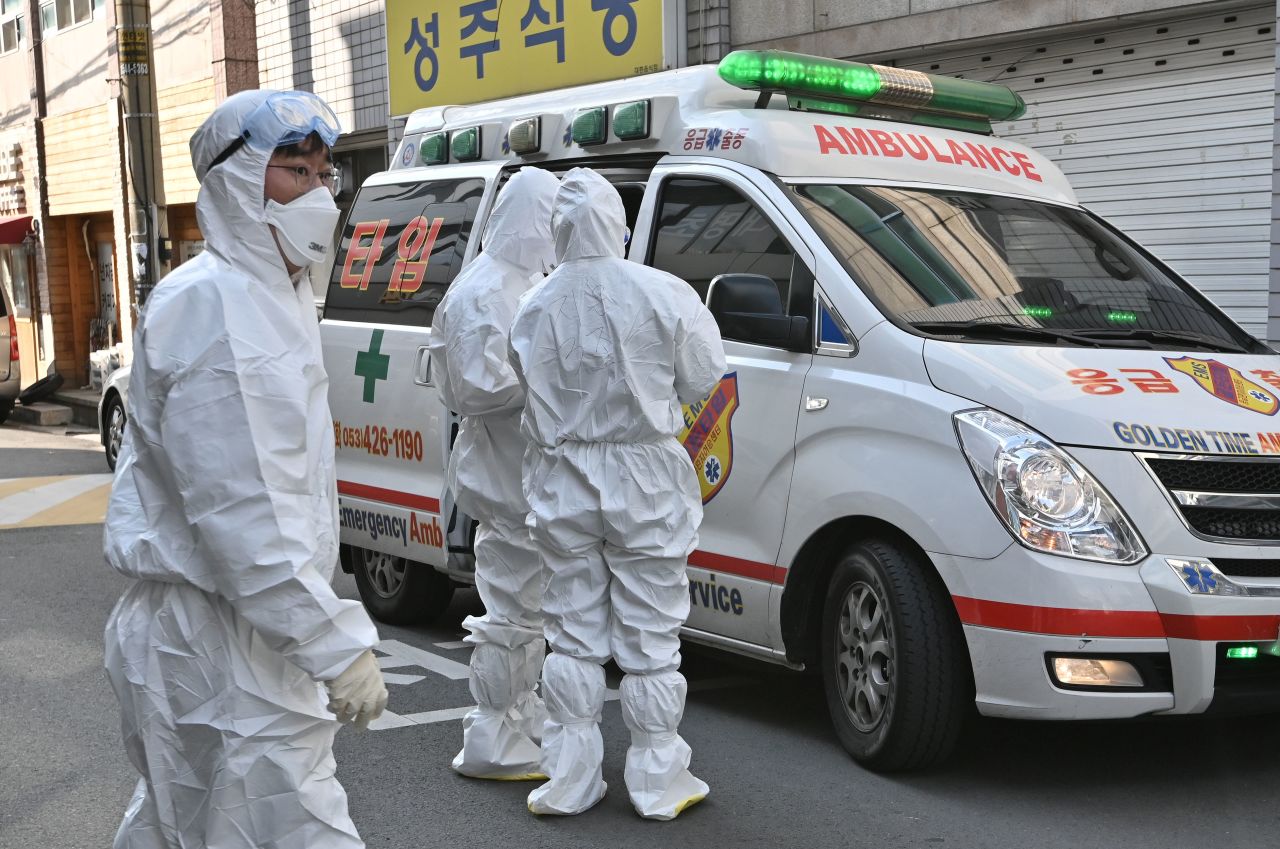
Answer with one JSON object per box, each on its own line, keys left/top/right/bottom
{"left": 414, "top": 346, "right": 433, "bottom": 386}
{"left": 804, "top": 396, "right": 828, "bottom": 412}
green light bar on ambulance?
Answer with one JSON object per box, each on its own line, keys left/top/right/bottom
{"left": 572, "top": 106, "right": 608, "bottom": 146}
{"left": 718, "top": 50, "right": 1026, "bottom": 124}
{"left": 419, "top": 132, "right": 448, "bottom": 165}
{"left": 613, "top": 100, "right": 651, "bottom": 140}
{"left": 451, "top": 127, "right": 482, "bottom": 162}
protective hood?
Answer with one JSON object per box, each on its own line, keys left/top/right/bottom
{"left": 190, "top": 90, "right": 291, "bottom": 283}
{"left": 484, "top": 167, "right": 560, "bottom": 272}
{"left": 552, "top": 167, "right": 626, "bottom": 263}
{"left": 925, "top": 341, "right": 1280, "bottom": 455}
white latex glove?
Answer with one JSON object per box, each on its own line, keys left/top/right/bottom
{"left": 325, "top": 649, "right": 388, "bottom": 730}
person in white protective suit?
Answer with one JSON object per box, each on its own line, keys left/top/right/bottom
{"left": 428, "top": 166, "right": 561, "bottom": 780}
{"left": 509, "top": 168, "right": 727, "bottom": 820}
{"left": 102, "top": 90, "right": 387, "bottom": 849}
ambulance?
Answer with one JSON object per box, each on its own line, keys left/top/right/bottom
{"left": 321, "top": 51, "right": 1280, "bottom": 770}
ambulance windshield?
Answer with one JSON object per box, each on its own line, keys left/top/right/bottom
{"left": 790, "top": 184, "right": 1268, "bottom": 353}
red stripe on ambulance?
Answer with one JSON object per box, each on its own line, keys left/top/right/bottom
{"left": 337, "top": 480, "right": 441, "bottom": 513}
{"left": 955, "top": 595, "right": 1280, "bottom": 642}
{"left": 688, "top": 549, "right": 787, "bottom": 585}
{"left": 814, "top": 124, "right": 1043, "bottom": 184}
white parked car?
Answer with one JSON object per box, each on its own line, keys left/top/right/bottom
{"left": 99, "top": 365, "right": 130, "bottom": 471}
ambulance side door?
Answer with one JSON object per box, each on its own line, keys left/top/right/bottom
{"left": 322, "top": 168, "right": 494, "bottom": 570}
{"left": 636, "top": 162, "right": 814, "bottom": 646}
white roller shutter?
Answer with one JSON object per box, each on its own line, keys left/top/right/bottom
{"left": 888, "top": 5, "right": 1275, "bottom": 340}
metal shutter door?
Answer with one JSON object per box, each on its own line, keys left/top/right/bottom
{"left": 890, "top": 5, "right": 1275, "bottom": 340}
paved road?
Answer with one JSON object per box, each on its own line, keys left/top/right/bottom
{"left": 2, "top": 422, "right": 1279, "bottom": 849}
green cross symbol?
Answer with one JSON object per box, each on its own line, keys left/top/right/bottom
{"left": 355, "top": 330, "right": 390, "bottom": 403}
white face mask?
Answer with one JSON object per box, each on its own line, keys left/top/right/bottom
{"left": 264, "top": 186, "right": 340, "bottom": 267}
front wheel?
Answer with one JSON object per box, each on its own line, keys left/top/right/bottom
{"left": 821, "top": 538, "right": 971, "bottom": 771}
{"left": 347, "top": 544, "right": 455, "bottom": 626}
{"left": 103, "top": 394, "right": 125, "bottom": 471}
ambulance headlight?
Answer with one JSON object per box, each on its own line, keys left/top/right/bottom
{"left": 955, "top": 409, "right": 1146, "bottom": 564}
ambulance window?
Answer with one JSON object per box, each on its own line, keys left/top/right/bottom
{"left": 324, "top": 178, "right": 485, "bottom": 326}
{"left": 649, "top": 179, "right": 796, "bottom": 309}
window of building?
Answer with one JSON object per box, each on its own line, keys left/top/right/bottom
{"left": 0, "top": 0, "right": 22, "bottom": 54}
{"left": 0, "top": 245, "right": 32, "bottom": 318}
{"left": 324, "top": 178, "right": 485, "bottom": 327}
{"left": 39, "top": 0, "right": 99, "bottom": 35}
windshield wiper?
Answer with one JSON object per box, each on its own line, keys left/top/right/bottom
{"left": 1066, "top": 328, "right": 1253, "bottom": 354}
{"left": 909, "top": 321, "right": 1116, "bottom": 347}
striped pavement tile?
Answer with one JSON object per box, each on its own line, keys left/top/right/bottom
{"left": 0, "top": 474, "right": 115, "bottom": 530}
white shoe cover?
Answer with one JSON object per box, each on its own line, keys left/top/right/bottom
{"left": 453, "top": 642, "right": 545, "bottom": 780}
{"left": 620, "top": 672, "right": 709, "bottom": 820}
{"left": 514, "top": 639, "right": 548, "bottom": 743}
{"left": 527, "top": 654, "right": 607, "bottom": 815}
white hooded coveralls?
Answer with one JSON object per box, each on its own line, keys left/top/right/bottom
{"left": 428, "top": 167, "right": 561, "bottom": 779}
{"left": 508, "top": 168, "right": 727, "bottom": 820}
{"left": 102, "top": 91, "right": 380, "bottom": 849}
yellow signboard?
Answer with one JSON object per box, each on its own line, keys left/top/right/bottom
{"left": 387, "top": 0, "right": 667, "bottom": 115}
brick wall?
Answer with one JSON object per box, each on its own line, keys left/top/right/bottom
{"left": 256, "top": 1, "right": 389, "bottom": 136}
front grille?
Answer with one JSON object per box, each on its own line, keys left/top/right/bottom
{"left": 1146, "top": 458, "right": 1280, "bottom": 493}
{"left": 1210, "top": 559, "right": 1280, "bottom": 579}
{"left": 1182, "top": 507, "right": 1280, "bottom": 541}
{"left": 1143, "top": 455, "right": 1280, "bottom": 542}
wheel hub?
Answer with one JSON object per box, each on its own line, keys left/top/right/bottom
{"left": 835, "top": 580, "right": 894, "bottom": 732}
{"left": 108, "top": 406, "right": 125, "bottom": 459}
{"left": 362, "top": 550, "right": 406, "bottom": 598}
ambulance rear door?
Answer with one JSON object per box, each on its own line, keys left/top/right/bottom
{"left": 322, "top": 163, "right": 498, "bottom": 570}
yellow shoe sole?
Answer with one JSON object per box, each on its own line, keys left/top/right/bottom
{"left": 472, "top": 772, "right": 549, "bottom": 782}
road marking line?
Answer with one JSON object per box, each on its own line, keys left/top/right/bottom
{"left": 381, "top": 672, "right": 427, "bottom": 686}
{"left": 366, "top": 710, "right": 420, "bottom": 731}
{"left": 371, "top": 676, "right": 751, "bottom": 730}
{"left": 433, "top": 640, "right": 471, "bottom": 650}
{"left": 376, "top": 639, "right": 471, "bottom": 680}
{"left": 0, "top": 474, "right": 114, "bottom": 528}
{"left": 15, "top": 480, "right": 113, "bottom": 528}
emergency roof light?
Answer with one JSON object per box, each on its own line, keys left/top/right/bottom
{"left": 451, "top": 126, "right": 482, "bottom": 161}
{"left": 718, "top": 50, "right": 1027, "bottom": 131}
{"left": 508, "top": 116, "right": 541, "bottom": 155}
{"left": 612, "top": 100, "right": 651, "bottom": 141}
{"left": 572, "top": 106, "right": 608, "bottom": 146}
{"left": 420, "top": 132, "right": 448, "bottom": 165}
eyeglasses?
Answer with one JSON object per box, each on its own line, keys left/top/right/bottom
{"left": 267, "top": 163, "right": 342, "bottom": 198}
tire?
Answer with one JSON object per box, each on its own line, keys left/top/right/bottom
{"left": 346, "top": 543, "right": 455, "bottom": 626}
{"left": 821, "top": 538, "right": 971, "bottom": 772}
{"left": 18, "top": 372, "right": 63, "bottom": 406}
{"left": 102, "top": 393, "right": 125, "bottom": 471}
{"left": 0, "top": 397, "right": 12, "bottom": 425}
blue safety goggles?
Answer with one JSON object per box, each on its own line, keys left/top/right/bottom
{"left": 208, "top": 92, "right": 342, "bottom": 172}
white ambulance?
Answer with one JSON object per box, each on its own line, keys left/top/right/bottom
{"left": 321, "top": 51, "right": 1280, "bottom": 770}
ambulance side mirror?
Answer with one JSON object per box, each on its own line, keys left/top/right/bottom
{"left": 706, "top": 273, "right": 811, "bottom": 352}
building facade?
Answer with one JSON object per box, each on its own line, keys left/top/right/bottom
{"left": 0, "top": 0, "right": 255, "bottom": 389}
